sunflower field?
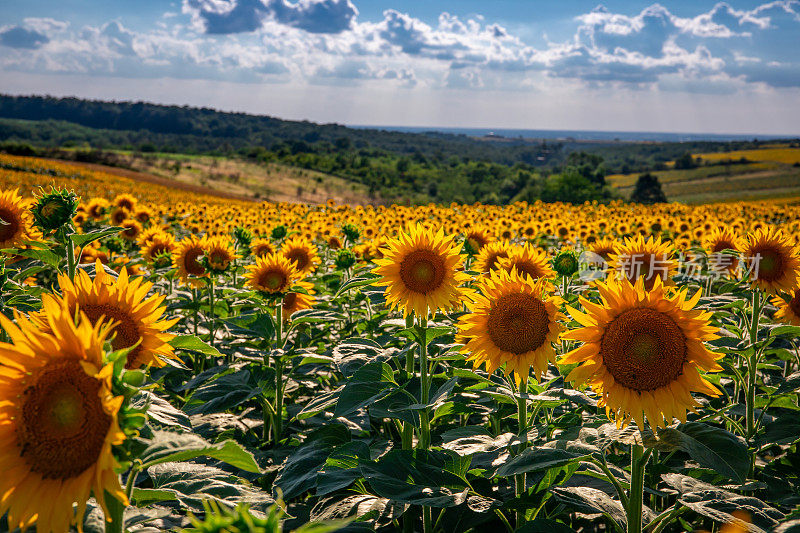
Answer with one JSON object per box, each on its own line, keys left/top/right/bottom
{"left": 1, "top": 154, "right": 800, "bottom": 533}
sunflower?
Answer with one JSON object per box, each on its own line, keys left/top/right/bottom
{"left": 773, "top": 290, "right": 800, "bottom": 325}
{"left": 464, "top": 227, "right": 491, "bottom": 254}
{"left": 373, "top": 225, "right": 470, "bottom": 318}
{"left": 40, "top": 260, "right": 177, "bottom": 369}
{"left": 704, "top": 228, "right": 740, "bottom": 276}
{"left": 174, "top": 235, "right": 209, "bottom": 286}
{"left": 250, "top": 238, "right": 275, "bottom": 258}
{"left": 0, "top": 302, "right": 126, "bottom": 533}
{"left": 86, "top": 198, "right": 110, "bottom": 220}
{"left": 473, "top": 241, "right": 511, "bottom": 273}
{"left": 588, "top": 237, "right": 617, "bottom": 262}
{"left": 741, "top": 226, "right": 800, "bottom": 294}
{"left": 110, "top": 206, "right": 130, "bottom": 226}
{"left": 282, "top": 280, "right": 316, "bottom": 320}
{"left": 142, "top": 232, "right": 176, "bottom": 267}
{"left": 0, "top": 188, "right": 39, "bottom": 250}
{"left": 120, "top": 219, "right": 143, "bottom": 241}
{"left": 113, "top": 193, "right": 137, "bottom": 212}
{"left": 281, "top": 236, "right": 321, "bottom": 276}
{"left": 498, "top": 243, "right": 555, "bottom": 281}
{"left": 457, "top": 268, "right": 563, "bottom": 385}
{"left": 246, "top": 253, "right": 299, "bottom": 294}
{"left": 561, "top": 276, "right": 722, "bottom": 432}
{"left": 204, "top": 237, "right": 238, "bottom": 273}
{"left": 608, "top": 235, "right": 676, "bottom": 291}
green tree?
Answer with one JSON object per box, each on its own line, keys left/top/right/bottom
{"left": 630, "top": 172, "right": 667, "bottom": 204}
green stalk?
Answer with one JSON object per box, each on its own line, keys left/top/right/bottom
{"left": 66, "top": 230, "right": 76, "bottom": 280}
{"left": 418, "top": 314, "right": 432, "bottom": 533}
{"left": 515, "top": 374, "right": 529, "bottom": 527}
{"left": 207, "top": 277, "right": 216, "bottom": 349}
{"left": 746, "top": 289, "right": 762, "bottom": 440}
{"left": 626, "top": 444, "right": 647, "bottom": 533}
{"left": 104, "top": 490, "right": 126, "bottom": 533}
{"left": 273, "top": 303, "right": 284, "bottom": 445}
{"left": 403, "top": 314, "right": 415, "bottom": 533}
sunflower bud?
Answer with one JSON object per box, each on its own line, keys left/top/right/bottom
{"left": 271, "top": 225, "right": 287, "bottom": 240}
{"left": 342, "top": 223, "right": 360, "bottom": 242}
{"left": 335, "top": 249, "right": 356, "bottom": 270}
{"left": 31, "top": 186, "right": 78, "bottom": 232}
{"left": 553, "top": 250, "right": 579, "bottom": 277}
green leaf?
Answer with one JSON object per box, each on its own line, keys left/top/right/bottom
{"left": 658, "top": 422, "right": 749, "bottom": 484}
{"left": 769, "top": 325, "right": 800, "bottom": 338}
{"left": 71, "top": 226, "right": 123, "bottom": 248}
{"left": 130, "top": 488, "right": 179, "bottom": 505}
{"left": 184, "top": 368, "right": 262, "bottom": 415}
{"left": 316, "top": 441, "right": 371, "bottom": 496}
{"left": 360, "top": 449, "right": 471, "bottom": 507}
{"left": 10, "top": 246, "right": 62, "bottom": 268}
{"left": 139, "top": 430, "right": 260, "bottom": 472}
{"left": 334, "top": 362, "right": 396, "bottom": 418}
{"left": 169, "top": 335, "right": 222, "bottom": 357}
{"left": 130, "top": 391, "right": 191, "bottom": 431}
{"left": 493, "top": 448, "right": 587, "bottom": 478}
{"left": 334, "top": 273, "right": 381, "bottom": 299}
{"left": 776, "top": 371, "right": 800, "bottom": 395}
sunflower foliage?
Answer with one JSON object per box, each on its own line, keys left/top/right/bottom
{"left": 1, "top": 164, "right": 800, "bottom": 532}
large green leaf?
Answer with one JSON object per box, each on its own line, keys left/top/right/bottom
{"left": 360, "top": 449, "right": 472, "bottom": 508}
{"left": 138, "top": 430, "right": 260, "bottom": 472}
{"left": 493, "top": 448, "right": 588, "bottom": 478}
{"left": 169, "top": 335, "right": 222, "bottom": 357}
{"left": 71, "top": 226, "right": 124, "bottom": 248}
{"left": 656, "top": 423, "right": 749, "bottom": 483}
{"left": 334, "top": 361, "right": 397, "bottom": 418}
{"left": 183, "top": 368, "right": 262, "bottom": 415}
{"left": 316, "top": 440, "right": 372, "bottom": 496}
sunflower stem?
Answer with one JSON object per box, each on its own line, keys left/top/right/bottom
{"left": 746, "top": 289, "right": 763, "bottom": 441}
{"left": 515, "top": 374, "right": 529, "bottom": 527}
{"left": 402, "top": 314, "right": 416, "bottom": 533}
{"left": 105, "top": 490, "right": 127, "bottom": 533}
{"left": 273, "top": 303, "right": 284, "bottom": 445}
{"left": 626, "top": 444, "right": 647, "bottom": 533}
{"left": 207, "top": 277, "right": 216, "bottom": 349}
{"left": 417, "top": 314, "right": 433, "bottom": 533}
{"left": 62, "top": 227, "right": 76, "bottom": 280}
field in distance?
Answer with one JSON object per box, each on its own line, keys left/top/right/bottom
{"left": 67, "top": 149, "right": 375, "bottom": 205}
{"left": 606, "top": 144, "right": 800, "bottom": 204}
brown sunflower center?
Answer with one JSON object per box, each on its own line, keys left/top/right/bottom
{"left": 283, "top": 292, "right": 297, "bottom": 309}
{"left": 487, "top": 293, "right": 550, "bottom": 355}
{"left": 484, "top": 251, "right": 508, "bottom": 272}
{"left": 600, "top": 307, "right": 686, "bottom": 391}
{"left": 751, "top": 244, "right": 785, "bottom": 282}
{"left": 209, "top": 250, "right": 230, "bottom": 268}
{"left": 0, "top": 207, "right": 21, "bottom": 242}
{"left": 508, "top": 259, "right": 543, "bottom": 280}
{"left": 184, "top": 248, "right": 206, "bottom": 276}
{"left": 258, "top": 269, "right": 288, "bottom": 292}
{"left": 712, "top": 240, "right": 736, "bottom": 253}
{"left": 80, "top": 303, "right": 142, "bottom": 369}
{"left": 17, "top": 359, "right": 111, "bottom": 480}
{"left": 285, "top": 248, "right": 310, "bottom": 271}
{"left": 399, "top": 249, "right": 446, "bottom": 294}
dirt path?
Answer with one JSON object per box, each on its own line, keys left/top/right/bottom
{"left": 46, "top": 158, "right": 257, "bottom": 203}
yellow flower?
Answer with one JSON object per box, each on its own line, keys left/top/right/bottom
{"left": 373, "top": 225, "right": 470, "bottom": 318}
{"left": 0, "top": 188, "right": 39, "bottom": 249}
{"left": 773, "top": 290, "right": 800, "bottom": 325}
{"left": 473, "top": 240, "right": 511, "bottom": 273}
{"left": 174, "top": 235, "right": 209, "bottom": 286}
{"left": 0, "top": 302, "right": 126, "bottom": 533}
{"left": 562, "top": 276, "right": 722, "bottom": 432}
{"left": 457, "top": 268, "right": 563, "bottom": 385}
{"left": 204, "top": 237, "right": 238, "bottom": 272}
{"left": 282, "top": 280, "right": 316, "bottom": 320}
{"left": 246, "top": 253, "right": 299, "bottom": 294}
{"left": 608, "top": 235, "right": 677, "bottom": 291}
{"left": 498, "top": 243, "right": 555, "bottom": 281}
{"left": 281, "top": 236, "right": 321, "bottom": 276}
{"left": 40, "top": 260, "right": 178, "bottom": 369}
{"left": 704, "top": 227, "right": 740, "bottom": 276}
{"left": 742, "top": 226, "right": 800, "bottom": 294}
{"left": 250, "top": 237, "right": 275, "bottom": 257}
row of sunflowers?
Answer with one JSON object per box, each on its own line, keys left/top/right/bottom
{"left": 0, "top": 155, "right": 798, "bottom": 532}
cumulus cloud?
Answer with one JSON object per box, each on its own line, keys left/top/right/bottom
{"left": 0, "top": 26, "right": 49, "bottom": 49}
{"left": 183, "top": 0, "right": 358, "bottom": 34}
{"left": 1, "top": 1, "right": 799, "bottom": 92}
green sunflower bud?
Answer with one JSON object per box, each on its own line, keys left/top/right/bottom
{"left": 334, "top": 249, "right": 357, "bottom": 270}
{"left": 31, "top": 186, "right": 78, "bottom": 232}
{"left": 553, "top": 250, "right": 580, "bottom": 277}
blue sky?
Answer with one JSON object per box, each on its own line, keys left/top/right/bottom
{"left": 1, "top": 1, "right": 799, "bottom": 134}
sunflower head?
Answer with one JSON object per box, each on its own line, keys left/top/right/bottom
{"left": 246, "top": 252, "right": 299, "bottom": 294}
{"left": 281, "top": 236, "right": 321, "bottom": 276}
{"left": 203, "top": 237, "right": 238, "bottom": 273}
{"left": 30, "top": 186, "right": 78, "bottom": 233}
{"left": 498, "top": 243, "right": 555, "bottom": 281}
{"left": 561, "top": 276, "right": 722, "bottom": 432}
{"left": 250, "top": 237, "right": 274, "bottom": 258}
{"left": 0, "top": 302, "right": 128, "bottom": 533}
{"left": 474, "top": 240, "right": 511, "bottom": 273}
{"left": 232, "top": 226, "right": 253, "bottom": 247}
{"left": 0, "top": 188, "right": 40, "bottom": 249}
{"left": 742, "top": 226, "right": 800, "bottom": 294}
{"left": 373, "top": 225, "right": 470, "bottom": 318}
{"left": 342, "top": 223, "right": 360, "bottom": 242}
{"left": 113, "top": 193, "right": 137, "bottom": 212}
{"left": 457, "top": 268, "right": 563, "bottom": 384}
{"left": 282, "top": 280, "right": 316, "bottom": 320}
{"left": 705, "top": 227, "right": 741, "bottom": 276}
{"left": 608, "top": 235, "right": 677, "bottom": 291}
{"left": 120, "top": 219, "right": 144, "bottom": 241}
{"left": 772, "top": 289, "right": 800, "bottom": 326}
{"left": 335, "top": 249, "right": 357, "bottom": 270}
{"left": 86, "top": 198, "right": 110, "bottom": 220}
{"left": 553, "top": 249, "right": 580, "bottom": 277}
{"left": 271, "top": 225, "right": 287, "bottom": 240}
